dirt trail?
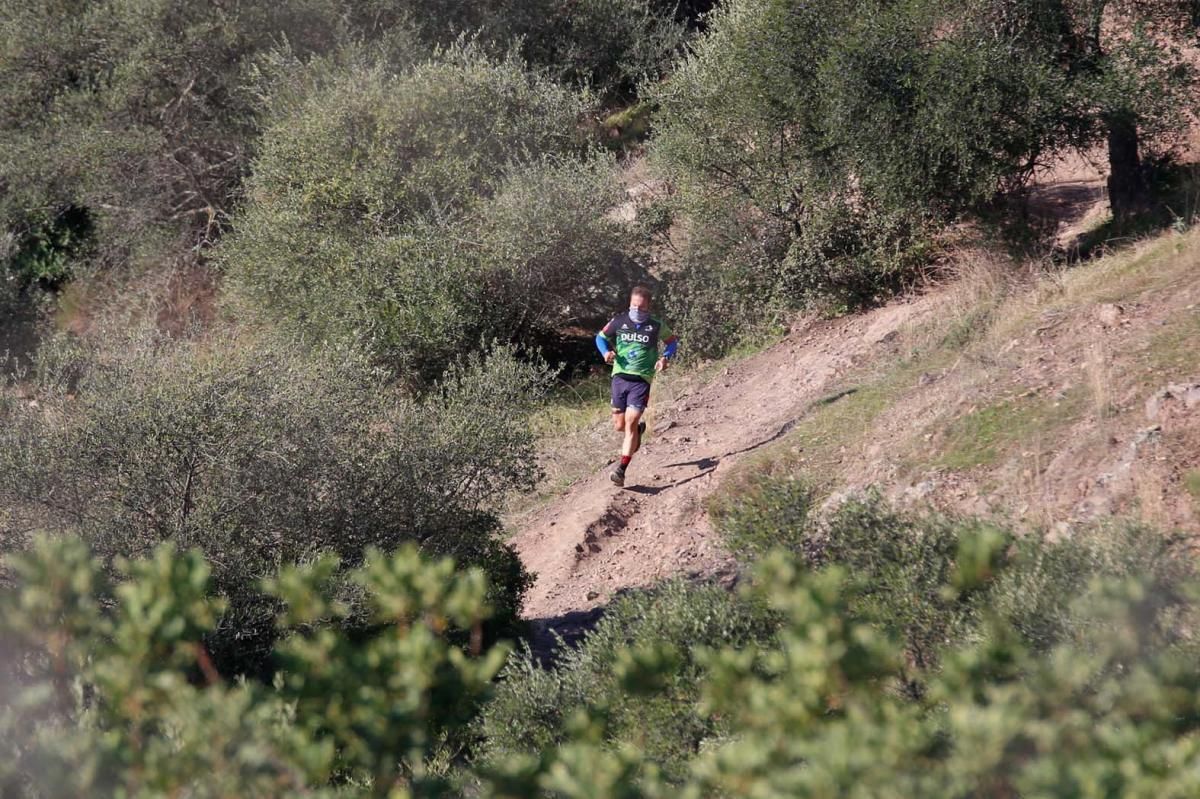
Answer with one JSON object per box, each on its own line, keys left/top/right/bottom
{"left": 511, "top": 143, "right": 1196, "bottom": 642}
{"left": 511, "top": 300, "right": 934, "bottom": 625}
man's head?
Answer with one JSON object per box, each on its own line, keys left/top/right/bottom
{"left": 630, "top": 285, "right": 652, "bottom": 313}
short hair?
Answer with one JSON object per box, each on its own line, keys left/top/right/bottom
{"left": 630, "top": 285, "right": 652, "bottom": 301}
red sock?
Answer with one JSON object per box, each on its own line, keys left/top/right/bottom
{"left": 620, "top": 455, "right": 632, "bottom": 468}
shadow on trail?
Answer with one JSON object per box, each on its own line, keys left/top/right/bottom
{"left": 522, "top": 566, "right": 743, "bottom": 668}
{"left": 654, "top": 415, "right": 806, "bottom": 484}
{"left": 524, "top": 605, "right": 608, "bottom": 668}
{"left": 625, "top": 463, "right": 717, "bottom": 495}
{"left": 663, "top": 455, "right": 720, "bottom": 471}
{"left": 656, "top": 386, "right": 860, "bottom": 483}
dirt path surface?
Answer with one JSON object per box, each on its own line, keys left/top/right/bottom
{"left": 511, "top": 300, "right": 934, "bottom": 627}
{"left": 510, "top": 147, "right": 1200, "bottom": 653}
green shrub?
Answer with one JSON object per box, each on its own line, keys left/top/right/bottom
{"left": 0, "top": 0, "right": 426, "bottom": 269}
{"left": 823, "top": 504, "right": 1195, "bottom": 669}
{"left": 0, "top": 332, "right": 547, "bottom": 673}
{"left": 480, "top": 539, "right": 1200, "bottom": 797}
{"left": 223, "top": 47, "right": 649, "bottom": 381}
{"left": 476, "top": 579, "right": 779, "bottom": 783}
{"left": 676, "top": 555, "right": 1200, "bottom": 798}
{"left": 715, "top": 483, "right": 985, "bottom": 675}
{"left": 6, "top": 509, "right": 1200, "bottom": 797}
{"left": 989, "top": 522, "right": 1195, "bottom": 653}
{"left": 401, "top": 0, "right": 688, "bottom": 99}
{"left": 708, "top": 475, "right": 815, "bottom": 559}
{"left": 469, "top": 156, "right": 650, "bottom": 343}
{"left": 778, "top": 196, "right": 933, "bottom": 311}
{"left": 660, "top": 218, "right": 793, "bottom": 359}
{"left": 649, "top": 0, "right": 1198, "bottom": 352}
{"left": 815, "top": 0, "right": 1069, "bottom": 215}
{"left": 509, "top": 0, "right": 688, "bottom": 98}
{"left": 713, "top": 479, "right": 1198, "bottom": 682}
{"left": 648, "top": 0, "right": 929, "bottom": 320}
{"left": 816, "top": 498, "right": 1009, "bottom": 675}
{"left": 0, "top": 535, "right": 508, "bottom": 797}
{"left": 0, "top": 0, "right": 685, "bottom": 282}
{"left": 4, "top": 205, "right": 93, "bottom": 288}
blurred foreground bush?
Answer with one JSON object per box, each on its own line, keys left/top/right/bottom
{"left": 5, "top": 494, "right": 1200, "bottom": 796}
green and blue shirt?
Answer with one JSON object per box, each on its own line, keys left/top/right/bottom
{"left": 596, "top": 313, "right": 678, "bottom": 380}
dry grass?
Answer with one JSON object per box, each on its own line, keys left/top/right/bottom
{"left": 1017, "top": 436, "right": 1057, "bottom": 530}
{"left": 56, "top": 258, "right": 219, "bottom": 340}
{"left": 1060, "top": 229, "right": 1197, "bottom": 306}
{"left": 1085, "top": 340, "right": 1115, "bottom": 422}
{"left": 1134, "top": 467, "right": 1171, "bottom": 529}
{"left": 908, "top": 246, "right": 1020, "bottom": 353}
{"left": 704, "top": 222, "right": 1200, "bottom": 529}
{"left": 933, "top": 388, "right": 1088, "bottom": 471}
{"left": 1185, "top": 469, "right": 1200, "bottom": 511}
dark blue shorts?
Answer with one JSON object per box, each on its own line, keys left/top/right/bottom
{"left": 611, "top": 374, "right": 651, "bottom": 413}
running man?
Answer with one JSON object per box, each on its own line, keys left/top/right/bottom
{"left": 595, "top": 285, "right": 679, "bottom": 487}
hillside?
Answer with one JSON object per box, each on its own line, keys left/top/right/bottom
{"left": 7, "top": 0, "right": 1200, "bottom": 792}
{"left": 513, "top": 224, "right": 1200, "bottom": 626}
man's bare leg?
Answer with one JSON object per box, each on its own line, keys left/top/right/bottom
{"left": 610, "top": 405, "right": 647, "bottom": 486}
{"left": 622, "top": 407, "right": 644, "bottom": 457}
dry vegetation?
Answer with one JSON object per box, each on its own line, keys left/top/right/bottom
{"left": 706, "top": 224, "right": 1200, "bottom": 533}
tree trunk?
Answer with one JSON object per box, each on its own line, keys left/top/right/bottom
{"left": 1106, "top": 112, "right": 1147, "bottom": 220}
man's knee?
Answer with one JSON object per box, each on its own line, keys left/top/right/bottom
{"left": 612, "top": 411, "right": 626, "bottom": 431}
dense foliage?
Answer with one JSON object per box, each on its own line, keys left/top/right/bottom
{"left": 0, "top": 0, "right": 419, "bottom": 276}
{"left": 477, "top": 490, "right": 1199, "bottom": 790}
{"left": 0, "top": 537, "right": 508, "bottom": 797}
{"left": 4, "top": 2, "right": 1200, "bottom": 796}
{"left": 651, "top": 0, "right": 1198, "bottom": 349}
{"left": 403, "top": 0, "right": 690, "bottom": 98}
{"left": 221, "top": 46, "right": 649, "bottom": 380}
{"left": 0, "top": 334, "right": 546, "bottom": 672}
{"left": 477, "top": 579, "right": 780, "bottom": 783}
{"left": 5, "top": 499, "right": 1200, "bottom": 797}
{"left": 4, "top": 0, "right": 1195, "bottom": 359}
{"left": 714, "top": 481, "right": 1193, "bottom": 673}
{"left": 0, "top": 0, "right": 683, "bottom": 291}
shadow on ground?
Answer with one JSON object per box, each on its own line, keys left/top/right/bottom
{"left": 522, "top": 565, "right": 742, "bottom": 668}
{"left": 628, "top": 413, "right": 813, "bottom": 497}
{"left": 1, "top": 297, "right": 42, "bottom": 376}
{"left": 524, "top": 606, "right": 608, "bottom": 668}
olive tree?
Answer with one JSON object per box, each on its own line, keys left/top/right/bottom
{"left": 649, "top": 0, "right": 1198, "bottom": 338}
